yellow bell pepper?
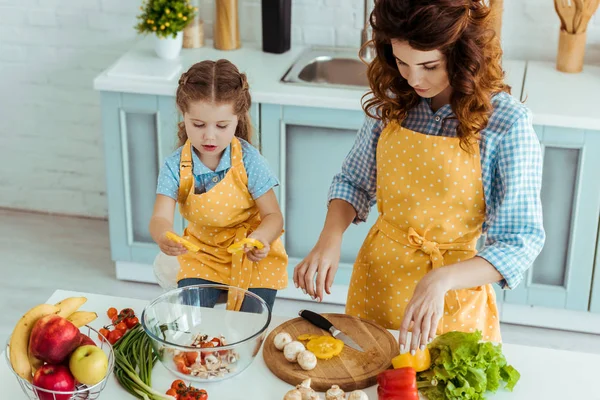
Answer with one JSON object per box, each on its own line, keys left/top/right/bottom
{"left": 391, "top": 347, "right": 431, "bottom": 372}
{"left": 306, "top": 336, "right": 344, "bottom": 360}
{"left": 165, "top": 232, "right": 200, "bottom": 253}
{"left": 227, "top": 238, "right": 264, "bottom": 254}
{"left": 297, "top": 333, "right": 322, "bottom": 341}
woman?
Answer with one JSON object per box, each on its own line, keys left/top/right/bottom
{"left": 294, "top": 0, "right": 545, "bottom": 354}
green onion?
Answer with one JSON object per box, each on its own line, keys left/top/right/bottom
{"left": 113, "top": 325, "right": 173, "bottom": 400}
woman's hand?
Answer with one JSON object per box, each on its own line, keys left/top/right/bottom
{"left": 398, "top": 269, "right": 449, "bottom": 354}
{"left": 158, "top": 231, "right": 188, "bottom": 256}
{"left": 293, "top": 234, "right": 342, "bottom": 302}
{"left": 245, "top": 233, "right": 270, "bottom": 262}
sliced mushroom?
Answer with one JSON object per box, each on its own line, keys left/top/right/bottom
{"left": 325, "top": 385, "right": 345, "bottom": 400}
{"left": 274, "top": 332, "right": 293, "bottom": 350}
{"left": 283, "top": 341, "right": 305, "bottom": 362}
{"left": 347, "top": 390, "right": 369, "bottom": 400}
{"left": 204, "top": 354, "right": 220, "bottom": 371}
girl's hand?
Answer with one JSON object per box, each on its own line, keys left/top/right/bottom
{"left": 158, "top": 231, "right": 188, "bottom": 256}
{"left": 244, "top": 234, "right": 270, "bottom": 262}
{"left": 398, "top": 269, "right": 449, "bottom": 354}
{"left": 293, "top": 234, "right": 342, "bottom": 302}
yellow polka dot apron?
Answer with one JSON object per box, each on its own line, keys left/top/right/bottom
{"left": 345, "top": 121, "right": 501, "bottom": 342}
{"left": 176, "top": 138, "right": 288, "bottom": 311}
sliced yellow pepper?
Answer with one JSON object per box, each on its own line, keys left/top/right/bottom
{"left": 306, "top": 336, "right": 344, "bottom": 360}
{"left": 391, "top": 347, "right": 431, "bottom": 372}
{"left": 297, "top": 333, "right": 322, "bottom": 341}
{"left": 165, "top": 231, "right": 200, "bottom": 252}
{"left": 227, "top": 238, "right": 264, "bottom": 254}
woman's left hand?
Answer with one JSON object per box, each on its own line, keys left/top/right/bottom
{"left": 398, "top": 269, "right": 449, "bottom": 354}
{"left": 244, "top": 233, "right": 270, "bottom": 262}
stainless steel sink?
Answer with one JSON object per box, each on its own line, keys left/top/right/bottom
{"left": 281, "top": 48, "right": 369, "bottom": 89}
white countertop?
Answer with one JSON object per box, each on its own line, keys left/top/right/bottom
{"left": 93, "top": 39, "right": 526, "bottom": 112}
{"left": 93, "top": 39, "right": 368, "bottom": 110}
{"left": 2, "top": 290, "right": 599, "bottom": 399}
{"left": 521, "top": 61, "right": 600, "bottom": 131}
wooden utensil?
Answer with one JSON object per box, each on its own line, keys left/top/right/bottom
{"left": 574, "top": 0, "right": 600, "bottom": 33}
{"left": 555, "top": 0, "right": 577, "bottom": 33}
{"left": 263, "top": 313, "right": 399, "bottom": 392}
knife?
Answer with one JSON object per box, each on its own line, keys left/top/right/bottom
{"left": 298, "top": 310, "right": 365, "bottom": 352}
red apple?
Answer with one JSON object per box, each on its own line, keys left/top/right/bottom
{"left": 32, "top": 364, "right": 75, "bottom": 400}
{"left": 29, "top": 315, "right": 82, "bottom": 364}
{"left": 78, "top": 333, "right": 96, "bottom": 347}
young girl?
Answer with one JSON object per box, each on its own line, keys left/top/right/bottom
{"left": 150, "top": 59, "right": 288, "bottom": 312}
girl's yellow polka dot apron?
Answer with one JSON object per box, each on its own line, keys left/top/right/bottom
{"left": 176, "top": 138, "right": 288, "bottom": 311}
{"left": 346, "top": 121, "right": 501, "bottom": 342}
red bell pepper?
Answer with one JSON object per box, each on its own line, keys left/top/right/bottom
{"left": 377, "top": 367, "right": 419, "bottom": 400}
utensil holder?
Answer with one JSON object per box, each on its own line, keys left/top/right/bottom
{"left": 556, "top": 29, "right": 586, "bottom": 73}
{"left": 214, "top": 0, "right": 240, "bottom": 51}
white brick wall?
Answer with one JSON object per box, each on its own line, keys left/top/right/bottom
{"left": 0, "top": 0, "right": 598, "bottom": 218}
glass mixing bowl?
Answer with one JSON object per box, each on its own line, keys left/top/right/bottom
{"left": 141, "top": 284, "right": 271, "bottom": 383}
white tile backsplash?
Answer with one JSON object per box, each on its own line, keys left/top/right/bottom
{"left": 0, "top": 0, "right": 598, "bottom": 217}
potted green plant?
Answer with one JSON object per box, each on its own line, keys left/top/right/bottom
{"left": 135, "top": 0, "right": 198, "bottom": 60}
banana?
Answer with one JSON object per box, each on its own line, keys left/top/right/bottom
{"left": 9, "top": 304, "right": 60, "bottom": 382}
{"left": 55, "top": 297, "right": 87, "bottom": 318}
{"left": 67, "top": 311, "right": 98, "bottom": 328}
{"left": 28, "top": 349, "right": 43, "bottom": 375}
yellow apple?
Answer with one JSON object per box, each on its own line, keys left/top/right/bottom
{"left": 68, "top": 345, "right": 108, "bottom": 385}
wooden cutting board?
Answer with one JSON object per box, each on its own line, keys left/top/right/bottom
{"left": 263, "top": 313, "right": 399, "bottom": 392}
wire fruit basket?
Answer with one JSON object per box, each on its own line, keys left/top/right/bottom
{"left": 5, "top": 325, "right": 114, "bottom": 400}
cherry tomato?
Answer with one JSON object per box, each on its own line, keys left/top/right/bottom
{"left": 115, "top": 322, "right": 128, "bottom": 332}
{"left": 166, "top": 388, "right": 178, "bottom": 398}
{"left": 120, "top": 308, "right": 135, "bottom": 318}
{"left": 107, "top": 307, "right": 118, "bottom": 319}
{"left": 125, "top": 316, "right": 139, "bottom": 329}
{"left": 98, "top": 328, "right": 109, "bottom": 340}
{"left": 173, "top": 355, "right": 191, "bottom": 375}
{"left": 171, "top": 379, "right": 186, "bottom": 391}
{"left": 210, "top": 337, "right": 221, "bottom": 346}
{"left": 184, "top": 351, "right": 198, "bottom": 365}
{"left": 111, "top": 314, "right": 119, "bottom": 323}
{"left": 107, "top": 329, "right": 124, "bottom": 344}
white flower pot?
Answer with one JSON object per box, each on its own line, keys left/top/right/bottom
{"left": 154, "top": 31, "right": 183, "bottom": 60}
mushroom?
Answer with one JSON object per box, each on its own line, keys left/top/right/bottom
{"left": 297, "top": 350, "right": 317, "bottom": 371}
{"left": 283, "top": 341, "right": 305, "bottom": 362}
{"left": 274, "top": 332, "right": 293, "bottom": 350}
{"left": 296, "top": 378, "right": 320, "bottom": 400}
{"left": 283, "top": 389, "right": 303, "bottom": 400}
{"left": 347, "top": 390, "right": 369, "bottom": 400}
{"left": 204, "top": 354, "right": 220, "bottom": 371}
{"left": 325, "top": 385, "right": 345, "bottom": 400}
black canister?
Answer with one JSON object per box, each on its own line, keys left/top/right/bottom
{"left": 261, "top": 0, "right": 291, "bottom": 54}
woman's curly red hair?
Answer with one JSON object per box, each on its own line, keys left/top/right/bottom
{"left": 363, "top": 0, "right": 510, "bottom": 149}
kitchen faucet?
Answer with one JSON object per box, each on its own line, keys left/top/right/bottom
{"left": 359, "top": 0, "right": 376, "bottom": 63}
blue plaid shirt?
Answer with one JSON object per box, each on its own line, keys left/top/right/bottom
{"left": 329, "top": 92, "right": 545, "bottom": 289}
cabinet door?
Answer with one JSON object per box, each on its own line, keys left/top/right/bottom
{"left": 100, "top": 92, "right": 180, "bottom": 265}
{"left": 261, "top": 104, "right": 380, "bottom": 286}
{"left": 504, "top": 126, "right": 600, "bottom": 311}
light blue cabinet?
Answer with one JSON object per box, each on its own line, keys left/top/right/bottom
{"left": 260, "top": 104, "right": 373, "bottom": 287}
{"left": 100, "top": 92, "right": 182, "bottom": 265}
{"left": 260, "top": 104, "right": 507, "bottom": 303}
{"left": 99, "top": 91, "right": 600, "bottom": 319}
{"left": 503, "top": 125, "right": 600, "bottom": 311}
